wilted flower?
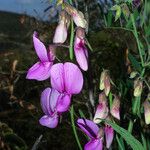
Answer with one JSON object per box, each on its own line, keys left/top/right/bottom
{"left": 77, "top": 119, "right": 103, "bottom": 150}
{"left": 99, "top": 70, "right": 111, "bottom": 96}
{"left": 134, "top": 78, "right": 143, "bottom": 97}
{"left": 93, "top": 92, "right": 109, "bottom": 124}
{"left": 143, "top": 100, "right": 150, "bottom": 125}
{"left": 64, "top": 2, "right": 87, "bottom": 28}
{"left": 110, "top": 95, "right": 120, "bottom": 120}
{"left": 26, "top": 32, "right": 55, "bottom": 81}
{"left": 40, "top": 62, "right": 83, "bottom": 128}
{"left": 53, "top": 11, "right": 70, "bottom": 43}
{"left": 74, "top": 27, "right": 88, "bottom": 71}
{"left": 104, "top": 125, "right": 114, "bottom": 149}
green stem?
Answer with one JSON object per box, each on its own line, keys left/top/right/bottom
{"left": 69, "top": 19, "right": 74, "bottom": 60}
{"left": 70, "top": 106, "right": 82, "bottom": 150}
{"left": 133, "top": 96, "right": 141, "bottom": 115}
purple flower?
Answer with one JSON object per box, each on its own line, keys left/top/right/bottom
{"left": 50, "top": 62, "right": 83, "bottom": 94}
{"left": 77, "top": 119, "right": 103, "bottom": 150}
{"left": 74, "top": 27, "right": 88, "bottom": 71}
{"left": 104, "top": 125, "right": 114, "bottom": 149}
{"left": 77, "top": 119, "right": 114, "bottom": 150}
{"left": 26, "top": 32, "right": 55, "bottom": 81}
{"left": 39, "top": 88, "right": 71, "bottom": 128}
{"left": 40, "top": 62, "right": 83, "bottom": 128}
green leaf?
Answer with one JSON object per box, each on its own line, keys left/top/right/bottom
{"left": 116, "top": 134, "right": 125, "bottom": 150}
{"left": 141, "top": 133, "right": 147, "bottom": 150}
{"left": 105, "top": 120, "right": 144, "bottom": 150}
{"left": 128, "top": 53, "right": 142, "bottom": 72}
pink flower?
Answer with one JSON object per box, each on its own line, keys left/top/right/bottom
{"left": 74, "top": 27, "right": 88, "bottom": 71}
{"left": 26, "top": 32, "right": 55, "bottom": 81}
{"left": 39, "top": 62, "right": 84, "bottom": 128}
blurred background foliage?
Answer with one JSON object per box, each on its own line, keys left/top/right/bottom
{"left": 0, "top": 0, "right": 150, "bottom": 149}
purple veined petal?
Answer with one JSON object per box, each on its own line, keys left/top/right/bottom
{"left": 26, "top": 62, "right": 52, "bottom": 81}
{"left": 104, "top": 125, "right": 114, "bottom": 149}
{"left": 33, "top": 32, "right": 49, "bottom": 62}
{"left": 64, "top": 62, "right": 83, "bottom": 94}
{"left": 56, "top": 94, "right": 71, "bottom": 113}
{"left": 84, "top": 139, "right": 103, "bottom": 150}
{"left": 77, "top": 119, "right": 99, "bottom": 139}
{"left": 53, "top": 22, "right": 67, "bottom": 44}
{"left": 49, "top": 88, "right": 61, "bottom": 113}
{"left": 39, "top": 114, "right": 59, "bottom": 128}
{"left": 50, "top": 63, "right": 65, "bottom": 93}
{"left": 74, "top": 37, "right": 88, "bottom": 71}
{"left": 40, "top": 88, "right": 52, "bottom": 115}
{"left": 93, "top": 103, "right": 109, "bottom": 124}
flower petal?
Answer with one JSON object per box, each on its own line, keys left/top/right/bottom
{"left": 56, "top": 94, "right": 71, "bottom": 113}
{"left": 50, "top": 63, "right": 65, "bottom": 92}
{"left": 64, "top": 62, "right": 83, "bottom": 94}
{"left": 74, "top": 37, "right": 88, "bottom": 71}
{"left": 84, "top": 139, "right": 103, "bottom": 150}
{"left": 77, "top": 119, "right": 99, "bottom": 139}
{"left": 49, "top": 88, "right": 61, "bottom": 112}
{"left": 105, "top": 126, "right": 114, "bottom": 149}
{"left": 39, "top": 114, "right": 59, "bottom": 128}
{"left": 40, "top": 88, "right": 52, "bottom": 115}
{"left": 53, "top": 22, "right": 67, "bottom": 44}
{"left": 33, "top": 32, "right": 49, "bottom": 62}
{"left": 26, "top": 62, "right": 52, "bottom": 81}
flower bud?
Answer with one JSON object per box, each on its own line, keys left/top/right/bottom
{"left": 93, "top": 93, "right": 108, "bottom": 124}
{"left": 53, "top": 11, "right": 69, "bottom": 43}
{"left": 63, "top": 2, "right": 87, "bottom": 28}
{"left": 74, "top": 27, "right": 88, "bottom": 71}
{"left": 143, "top": 100, "right": 150, "bottom": 125}
{"left": 104, "top": 125, "right": 114, "bottom": 149}
{"left": 134, "top": 79, "right": 143, "bottom": 97}
{"left": 110, "top": 95, "right": 120, "bottom": 120}
{"left": 99, "top": 70, "right": 111, "bottom": 96}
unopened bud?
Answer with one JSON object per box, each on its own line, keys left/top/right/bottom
{"left": 143, "top": 100, "right": 150, "bottom": 125}
{"left": 64, "top": 2, "right": 87, "bottom": 28}
{"left": 99, "top": 70, "right": 111, "bottom": 96}
{"left": 134, "top": 79, "right": 143, "bottom": 97}
{"left": 93, "top": 93, "right": 108, "bottom": 124}
{"left": 110, "top": 95, "right": 120, "bottom": 120}
{"left": 53, "top": 11, "right": 69, "bottom": 44}
{"left": 104, "top": 125, "right": 114, "bottom": 149}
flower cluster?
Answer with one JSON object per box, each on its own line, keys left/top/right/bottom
{"left": 26, "top": 1, "right": 90, "bottom": 128}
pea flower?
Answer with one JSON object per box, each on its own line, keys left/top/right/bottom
{"left": 110, "top": 95, "right": 120, "bottom": 120}
{"left": 74, "top": 27, "right": 88, "bottom": 71}
{"left": 39, "top": 88, "right": 71, "bottom": 128}
{"left": 93, "top": 92, "right": 109, "bottom": 124}
{"left": 50, "top": 62, "right": 83, "bottom": 94}
{"left": 77, "top": 119, "right": 103, "bottom": 150}
{"left": 77, "top": 119, "right": 114, "bottom": 150}
{"left": 64, "top": 2, "right": 87, "bottom": 29}
{"left": 99, "top": 70, "right": 111, "bottom": 96}
{"left": 104, "top": 125, "right": 114, "bottom": 149}
{"left": 26, "top": 32, "right": 55, "bottom": 81}
{"left": 143, "top": 100, "right": 150, "bottom": 125}
{"left": 39, "top": 62, "right": 83, "bottom": 128}
{"left": 53, "top": 11, "right": 70, "bottom": 44}
{"left": 134, "top": 78, "right": 143, "bottom": 97}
